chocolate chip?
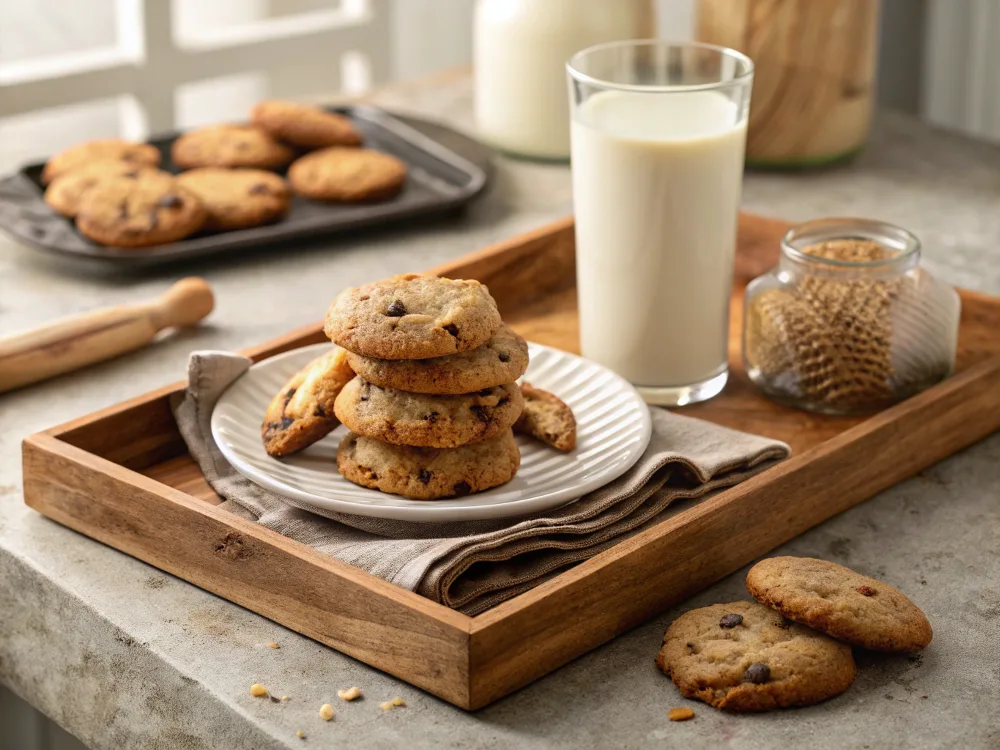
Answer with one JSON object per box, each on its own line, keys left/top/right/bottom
{"left": 283, "top": 387, "right": 297, "bottom": 406}
{"left": 386, "top": 300, "right": 406, "bottom": 317}
{"left": 776, "top": 619, "right": 792, "bottom": 630}
{"left": 497, "top": 397, "right": 510, "bottom": 407}
{"left": 478, "top": 388, "right": 493, "bottom": 396}
{"left": 418, "top": 469, "right": 432, "bottom": 484}
{"left": 248, "top": 183, "right": 271, "bottom": 195}
{"left": 314, "top": 404, "right": 326, "bottom": 417}
{"left": 857, "top": 585, "right": 877, "bottom": 596}
{"left": 744, "top": 663, "right": 770, "bottom": 684}
{"left": 425, "top": 411, "right": 439, "bottom": 423}
{"left": 471, "top": 405, "right": 489, "bottom": 423}
{"left": 157, "top": 194, "right": 183, "bottom": 209}
{"left": 498, "top": 352, "right": 511, "bottom": 362}
{"left": 444, "top": 323, "right": 459, "bottom": 337}
{"left": 686, "top": 642, "right": 694, "bottom": 649}
{"left": 453, "top": 481, "right": 472, "bottom": 496}
{"left": 719, "top": 614, "right": 743, "bottom": 629}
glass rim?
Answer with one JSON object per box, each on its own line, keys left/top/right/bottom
{"left": 781, "top": 218, "right": 921, "bottom": 269}
{"left": 566, "top": 39, "right": 755, "bottom": 94}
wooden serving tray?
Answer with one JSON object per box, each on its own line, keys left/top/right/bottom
{"left": 22, "top": 214, "right": 1000, "bottom": 710}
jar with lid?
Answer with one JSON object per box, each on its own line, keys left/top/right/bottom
{"left": 473, "top": 0, "right": 654, "bottom": 161}
{"left": 742, "top": 219, "right": 961, "bottom": 415}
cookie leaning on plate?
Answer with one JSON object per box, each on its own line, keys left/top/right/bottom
{"left": 171, "top": 124, "right": 295, "bottom": 171}
{"left": 325, "top": 273, "right": 502, "bottom": 359}
{"left": 75, "top": 179, "right": 206, "bottom": 248}
{"left": 42, "top": 138, "right": 161, "bottom": 184}
{"left": 656, "top": 601, "right": 856, "bottom": 712}
{"left": 746, "top": 557, "right": 933, "bottom": 652}
{"left": 176, "top": 168, "right": 290, "bottom": 231}
{"left": 337, "top": 430, "right": 521, "bottom": 500}
{"left": 45, "top": 161, "right": 167, "bottom": 217}
{"left": 288, "top": 147, "right": 406, "bottom": 202}
{"left": 251, "top": 100, "right": 363, "bottom": 148}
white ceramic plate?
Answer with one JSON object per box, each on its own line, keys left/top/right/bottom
{"left": 211, "top": 342, "right": 651, "bottom": 522}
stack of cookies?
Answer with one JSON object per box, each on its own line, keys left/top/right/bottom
{"left": 324, "top": 273, "right": 530, "bottom": 500}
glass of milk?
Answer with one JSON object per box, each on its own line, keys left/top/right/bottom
{"left": 567, "top": 41, "right": 753, "bottom": 406}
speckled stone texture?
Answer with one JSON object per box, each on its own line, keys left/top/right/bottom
{"left": 2, "top": 74, "right": 1000, "bottom": 748}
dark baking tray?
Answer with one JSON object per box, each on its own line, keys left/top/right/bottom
{"left": 0, "top": 106, "right": 490, "bottom": 269}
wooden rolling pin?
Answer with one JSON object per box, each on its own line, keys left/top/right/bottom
{"left": 0, "top": 277, "right": 214, "bottom": 394}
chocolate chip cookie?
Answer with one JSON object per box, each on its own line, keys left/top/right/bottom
{"left": 262, "top": 347, "right": 355, "bottom": 457}
{"left": 251, "top": 100, "right": 363, "bottom": 148}
{"left": 337, "top": 429, "right": 520, "bottom": 499}
{"left": 325, "top": 274, "right": 502, "bottom": 360}
{"left": 75, "top": 179, "right": 206, "bottom": 248}
{"left": 345, "top": 323, "right": 528, "bottom": 395}
{"left": 42, "top": 138, "right": 161, "bottom": 184}
{"left": 746, "top": 557, "right": 933, "bottom": 652}
{"left": 171, "top": 124, "right": 295, "bottom": 171}
{"left": 656, "top": 601, "right": 856, "bottom": 712}
{"left": 44, "top": 161, "right": 167, "bottom": 217}
{"left": 334, "top": 377, "right": 523, "bottom": 448}
{"left": 513, "top": 383, "right": 576, "bottom": 452}
{"left": 288, "top": 147, "right": 406, "bottom": 202}
{"left": 176, "top": 168, "right": 290, "bottom": 231}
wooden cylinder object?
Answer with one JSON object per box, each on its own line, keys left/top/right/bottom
{"left": 0, "top": 277, "right": 214, "bottom": 393}
{"left": 697, "top": 0, "right": 880, "bottom": 167}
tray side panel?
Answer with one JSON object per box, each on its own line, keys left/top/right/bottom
{"left": 467, "top": 356, "right": 1000, "bottom": 708}
{"left": 22, "top": 435, "right": 474, "bottom": 708}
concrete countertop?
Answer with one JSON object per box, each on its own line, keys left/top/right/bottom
{"left": 1, "top": 73, "right": 998, "bottom": 749}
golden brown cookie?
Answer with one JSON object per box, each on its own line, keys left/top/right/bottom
{"left": 251, "top": 100, "right": 363, "bottom": 148}
{"left": 656, "top": 601, "right": 856, "bottom": 712}
{"left": 171, "top": 124, "right": 295, "bottom": 171}
{"left": 746, "top": 557, "right": 933, "bottom": 652}
{"left": 176, "top": 168, "right": 290, "bottom": 231}
{"left": 344, "top": 323, "right": 528, "bottom": 395}
{"left": 325, "top": 274, "right": 502, "bottom": 360}
{"left": 337, "top": 429, "right": 520, "bottom": 499}
{"left": 75, "top": 178, "right": 206, "bottom": 248}
{"left": 42, "top": 138, "right": 161, "bottom": 184}
{"left": 513, "top": 383, "right": 576, "bottom": 452}
{"left": 44, "top": 161, "right": 167, "bottom": 217}
{"left": 288, "top": 147, "right": 406, "bottom": 202}
{"left": 262, "top": 347, "right": 355, "bottom": 457}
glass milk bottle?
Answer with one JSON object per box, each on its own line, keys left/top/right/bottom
{"left": 474, "top": 0, "right": 654, "bottom": 160}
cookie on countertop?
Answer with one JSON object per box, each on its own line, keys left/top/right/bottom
{"left": 288, "top": 147, "right": 406, "bottom": 202}
{"left": 334, "top": 377, "right": 523, "bottom": 448}
{"left": 345, "top": 323, "right": 528, "bottom": 395}
{"left": 176, "top": 168, "right": 290, "bottom": 231}
{"left": 745, "top": 557, "right": 933, "bottom": 652}
{"left": 513, "top": 383, "right": 576, "bottom": 452}
{"left": 262, "top": 347, "right": 355, "bottom": 457}
{"left": 75, "top": 179, "right": 206, "bottom": 248}
{"left": 656, "top": 601, "right": 856, "bottom": 712}
{"left": 325, "top": 274, "right": 502, "bottom": 360}
{"left": 251, "top": 100, "right": 363, "bottom": 149}
{"left": 171, "top": 124, "right": 295, "bottom": 171}
{"left": 42, "top": 138, "right": 161, "bottom": 184}
{"left": 44, "top": 161, "right": 167, "bottom": 217}
{"left": 337, "top": 429, "right": 520, "bottom": 500}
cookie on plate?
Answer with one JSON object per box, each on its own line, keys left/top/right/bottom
{"left": 345, "top": 323, "right": 528, "bottom": 395}
{"left": 171, "top": 124, "right": 295, "bottom": 171}
{"left": 44, "top": 161, "right": 166, "bottom": 217}
{"left": 288, "top": 147, "right": 406, "bottom": 202}
{"left": 337, "top": 429, "right": 520, "bottom": 500}
{"left": 325, "top": 274, "right": 502, "bottom": 360}
{"left": 334, "top": 377, "right": 523, "bottom": 448}
{"left": 251, "top": 100, "right": 363, "bottom": 148}
{"left": 262, "top": 347, "right": 355, "bottom": 457}
{"left": 746, "top": 557, "right": 933, "bottom": 652}
{"left": 42, "top": 138, "right": 161, "bottom": 184}
{"left": 656, "top": 601, "right": 856, "bottom": 712}
{"left": 176, "top": 168, "right": 290, "bottom": 231}
{"left": 75, "top": 179, "right": 206, "bottom": 248}
{"left": 513, "top": 383, "right": 576, "bottom": 452}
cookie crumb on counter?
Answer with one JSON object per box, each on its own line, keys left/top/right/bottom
{"left": 338, "top": 687, "right": 362, "bottom": 701}
{"left": 319, "top": 704, "right": 335, "bottom": 721}
{"left": 668, "top": 707, "right": 695, "bottom": 722}
{"left": 267, "top": 641, "right": 280, "bottom": 649}
{"left": 250, "top": 683, "right": 268, "bottom": 697}
{"left": 296, "top": 730, "right": 306, "bottom": 740}
{"left": 281, "top": 696, "right": 290, "bottom": 702}
{"left": 379, "top": 697, "right": 406, "bottom": 711}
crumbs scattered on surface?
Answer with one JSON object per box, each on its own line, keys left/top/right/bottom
{"left": 338, "top": 687, "right": 362, "bottom": 701}
{"left": 379, "top": 697, "right": 406, "bottom": 711}
{"left": 281, "top": 696, "right": 290, "bottom": 702}
{"left": 296, "top": 730, "right": 306, "bottom": 740}
{"left": 668, "top": 707, "right": 695, "bottom": 722}
{"left": 267, "top": 642, "right": 280, "bottom": 649}
{"left": 319, "top": 704, "right": 335, "bottom": 721}
{"left": 250, "top": 683, "right": 268, "bottom": 697}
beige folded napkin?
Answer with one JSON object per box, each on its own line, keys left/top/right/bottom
{"left": 172, "top": 351, "right": 790, "bottom": 615}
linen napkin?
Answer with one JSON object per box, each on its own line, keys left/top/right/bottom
{"left": 172, "top": 351, "right": 790, "bottom": 615}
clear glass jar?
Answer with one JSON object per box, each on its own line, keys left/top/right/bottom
{"left": 743, "top": 218, "right": 961, "bottom": 415}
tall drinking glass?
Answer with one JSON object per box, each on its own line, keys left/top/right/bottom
{"left": 567, "top": 41, "right": 753, "bottom": 406}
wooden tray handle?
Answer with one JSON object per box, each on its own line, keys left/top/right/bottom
{"left": 0, "top": 277, "right": 214, "bottom": 394}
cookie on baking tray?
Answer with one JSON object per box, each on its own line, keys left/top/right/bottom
{"left": 75, "top": 178, "right": 206, "bottom": 248}
{"left": 288, "top": 147, "right": 406, "bottom": 202}
{"left": 324, "top": 274, "right": 502, "bottom": 360}
{"left": 336, "top": 429, "right": 521, "bottom": 500}
{"left": 345, "top": 323, "right": 528, "bottom": 395}
{"left": 171, "top": 124, "right": 295, "bottom": 171}
{"left": 42, "top": 138, "right": 161, "bottom": 184}
{"left": 656, "top": 601, "right": 856, "bottom": 712}
{"left": 44, "top": 161, "right": 166, "bottom": 217}
{"left": 261, "top": 347, "right": 355, "bottom": 457}
{"left": 513, "top": 382, "right": 576, "bottom": 452}
{"left": 745, "top": 557, "right": 933, "bottom": 652}
{"left": 251, "top": 100, "right": 363, "bottom": 149}
{"left": 176, "top": 168, "right": 290, "bottom": 231}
